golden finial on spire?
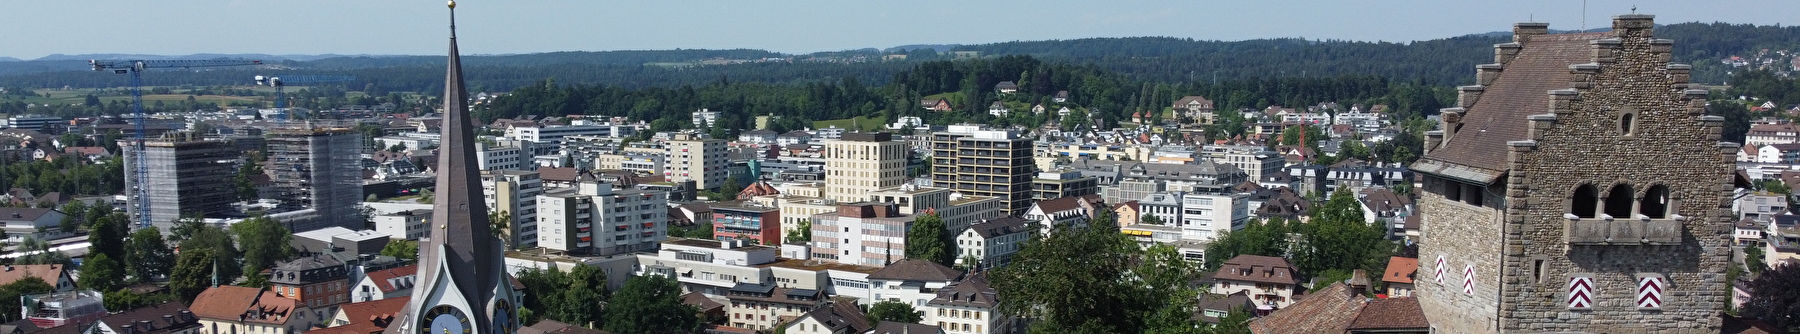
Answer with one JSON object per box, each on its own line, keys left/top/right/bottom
{"left": 448, "top": 0, "right": 456, "bottom": 9}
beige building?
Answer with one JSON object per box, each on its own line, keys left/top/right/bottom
{"left": 825, "top": 132, "right": 910, "bottom": 203}
{"left": 665, "top": 132, "right": 728, "bottom": 189}
{"left": 192, "top": 286, "right": 321, "bottom": 334}
{"left": 868, "top": 185, "right": 1001, "bottom": 236}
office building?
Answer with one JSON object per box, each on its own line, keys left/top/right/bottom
{"left": 121, "top": 137, "right": 239, "bottom": 232}
{"left": 931, "top": 125, "right": 1036, "bottom": 215}
{"left": 535, "top": 177, "right": 667, "bottom": 255}
{"left": 824, "top": 132, "right": 910, "bottom": 203}
{"left": 810, "top": 203, "right": 914, "bottom": 267}
{"left": 267, "top": 128, "right": 365, "bottom": 232}
{"left": 712, "top": 203, "right": 781, "bottom": 246}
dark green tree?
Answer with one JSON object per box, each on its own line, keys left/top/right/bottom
{"left": 602, "top": 275, "right": 699, "bottom": 334}
{"left": 168, "top": 248, "right": 231, "bottom": 304}
{"left": 1293, "top": 188, "right": 1392, "bottom": 275}
{"left": 905, "top": 213, "right": 952, "bottom": 266}
{"left": 231, "top": 216, "right": 293, "bottom": 278}
{"left": 785, "top": 219, "right": 811, "bottom": 244}
{"left": 1746, "top": 244, "right": 1767, "bottom": 275}
{"left": 993, "top": 208, "right": 1151, "bottom": 333}
{"left": 866, "top": 300, "right": 923, "bottom": 323}
{"left": 382, "top": 239, "right": 420, "bottom": 260}
{"left": 87, "top": 212, "right": 130, "bottom": 261}
{"left": 125, "top": 227, "right": 175, "bottom": 283}
{"left": 0, "top": 277, "right": 54, "bottom": 322}
{"left": 1740, "top": 263, "right": 1800, "bottom": 332}
{"left": 175, "top": 223, "right": 242, "bottom": 284}
{"left": 56, "top": 200, "right": 85, "bottom": 233}
{"left": 103, "top": 290, "right": 170, "bottom": 312}
{"left": 78, "top": 253, "right": 125, "bottom": 292}
{"left": 1203, "top": 218, "right": 1294, "bottom": 271}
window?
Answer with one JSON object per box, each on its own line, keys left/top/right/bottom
{"left": 1620, "top": 113, "right": 1636, "bottom": 135}
{"left": 1570, "top": 184, "right": 1599, "bottom": 218}
{"left": 1604, "top": 185, "right": 1635, "bottom": 218}
{"left": 1640, "top": 184, "right": 1670, "bottom": 219}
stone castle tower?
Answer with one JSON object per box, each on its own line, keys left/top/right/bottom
{"left": 1409, "top": 15, "right": 1737, "bottom": 333}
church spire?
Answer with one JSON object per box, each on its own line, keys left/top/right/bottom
{"left": 388, "top": 2, "right": 516, "bottom": 334}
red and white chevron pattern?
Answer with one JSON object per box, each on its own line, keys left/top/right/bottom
{"left": 1568, "top": 276, "right": 1594, "bottom": 309}
{"left": 1433, "top": 256, "right": 1446, "bottom": 284}
{"left": 1461, "top": 265, "right": 1475, "bottom": 295}
{"left": 1637, "top": 276, "right": 1664, "bottom": 308}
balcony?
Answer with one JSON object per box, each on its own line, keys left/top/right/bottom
{"left": 1565, "top": 216, "right": 1682, "bottom": 245}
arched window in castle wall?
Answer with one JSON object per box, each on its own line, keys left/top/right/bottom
{"left": 1570, "top": 184, "right": 1599, "bottom": 218}
{"left": 1603, "top": 184, "right": 1634, "bottom": 218}
{"left": 1640, "top": 184, "right": 1670, "bottom": 219}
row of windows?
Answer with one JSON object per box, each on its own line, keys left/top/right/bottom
{"left": 1569, "top": 184, "right": 1671, "bottom": 219}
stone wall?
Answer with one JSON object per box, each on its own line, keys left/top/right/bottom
{"left": 1500, "top": 15, "right": 1730, "bottom": 332}
{"left": 1415, "top": 174, "right": 1505, "bottom": 333}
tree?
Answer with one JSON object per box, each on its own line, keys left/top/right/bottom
{"left": 13, "top": 237, "right": 70, "bottom": 266}
{"left": 169, "top": 248, "right": 230, "bottom": 304}
{"left": 1746, "top": 244, "right": 1767, "bottom": 275}
{"left": 56, "top": 200, "right": 85, "bottom": 233}
{"left": 517, "top": 264, "right": 610, "bottom": 327}
{"left": 490, "top": 210, "right": 512, "bottom": 247}
{"left": 382, "top": 239, "right": 420, "bottom": 260}
{"left": 1203, "top": 218, "right": 1294, "bottom": 271}
{"left": 1138, "top": 244, "right": 1205, "bottom": 333}
{"left": 87, "top": 212, "right": 130, "bottom": 261}
{"left": 1142, "top": 214, "right": 1165, "bottom": 225}
{"left": 103, "top": 290, "right": 170, "bottom": 312}
{"left": 175, "top": 223, "right": 241, "bottom": 287}
{"left": 79, "top": 253, "right": 125, "bottom": 292}
{"left": 993, "top": 208, "right": 1151, "bottom": 333}
{"left": 866, "top": 300, "right": 923, "bottom": 323}
{"left": 603, "top": 275, "right": 699, "bottom": 334}
{"left": 785, "top": 219, "right": 811, "bottom": 244}
{"left": 1740, "top": 263, "right": 1800, "bottom": 332}
{"left": 0, "top": 277, "right": 54, "bottom": 322}
{"left": 905, "top": 213, "right": 952, "bottom": 266}
{"left": 125, "top": 227, "right": 175, "bottom": 283}
{"left": 168, "top": 215, "right": 207, "bottom": 243}
{"left": 1293, "top": 188, "right": 1391, "bottom": 275}
{"left": 231, "top": 216, "right": 292, "bottom": 278}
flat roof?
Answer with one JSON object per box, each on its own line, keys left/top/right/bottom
{"left": 755, "top": 258, "right": 882, "bottom": 274}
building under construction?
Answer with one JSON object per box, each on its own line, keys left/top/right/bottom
{"left": 121, "top": 136, "right": 240, "bottom": 232}
{"left": 266, "top": 127, "right": 364, "bottom": 232}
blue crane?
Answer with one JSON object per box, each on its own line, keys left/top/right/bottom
{"left": 89, "top": 59, "right": 262, "bottom": 228}
{"left": 254, "top": 75, "right": 356, "bottom": 122}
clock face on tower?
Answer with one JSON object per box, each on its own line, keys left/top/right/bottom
{"left": 493, "top": 300, "right": 514, "bottom": 334}
{"left": 422, "top": 305, "right": 472, "bottom": 334}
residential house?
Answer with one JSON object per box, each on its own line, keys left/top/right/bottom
{"left": 1247, "top": 283, "right": 1429, "bottom": 334}
{"left": 738, "top": 129, "right": 779, "bottom": 145}
{"left": 921, "top": 99, "right": 953, "bottom": 112}
{"left": 868, "top": 259, "right": 962, "bottom": 309}
{"left": 923, "top": 272, "right": 1005, "bottom": 334}
{"left": 778, "top": 130, "right": 815, "bottom": 146}
{"left": 304, "top": 297, "right": 409, "bottom": 334}
{"left": 987, "top": 102, "right": 1009, "bottom": 117}
{"left": 724, "top": 284, "right": 823, "bottom": 331}
{"left": 1022, "top": 196, "right": 1088, "bottom": 235}
{"left": 0, "top": 208, "right": 68, "bottom": 243}
{"left": 30, "top": 301, "right": 201, "bottom": 334}
{"left": 1383, "top": 257, "right": 1419, "bottom": 298}
{"left": 994, "top": 81, "right": 1018, "bottom": 94}
{"left": 192, "top": 286, "right": 321, "bottom": 334}
{"left": 1053, "top": 91, "right": 1069, "bottom": 103}
{"left": 1734, "top": 190, "right": 1788, "bottom": 222}
{"left": 1747, "top": 123, "right": 1800, "bottom": 147}
{"left": 1736, "top": 219, "right": 1765, "bottom": 246}
{"left": 1113, "top": 201, "right": 1141, "bottom": 227}
{"left": 1138, "top": 193, "right": 1183, "bottom": 225}
{"left": 1767, "top": 215, "right": 1800, "bottom": 267}
{"left": 1173, "top": 96, "right": 1217, "bottom": 124}
{"left": 955, "top": 217, "right": 1032, "bottom": 270}
{"left": 0, "top": 264, "right": 74, "bottom": 291}
{"left": 1198, "top": 292, "right": 1254, "bottom": 324}
{"left": 1207, "top": 255, "right": 1301, "bottom": 310}
{"left": 351, "top": 264, "right": 417, "bottom": 303}
{"left": 1358, "top": 188, "right": 1414, "bottom": 240}
{"left": 778, "top": 301, "right": 871, "bottom": 334}
{"left": 269, "top": 255, "right": 351, "bottom": 309}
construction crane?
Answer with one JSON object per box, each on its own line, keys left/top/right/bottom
{"left": 90, "top": 59, "right": 262, "bottom": 229}
{"left": 253, "top": 75, "right": 356, "bottom": 122}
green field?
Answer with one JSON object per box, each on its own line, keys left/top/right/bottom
{"left": 812, "top": 115, "right": 889, "bottom": 131}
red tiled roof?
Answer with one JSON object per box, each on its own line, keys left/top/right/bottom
{"left": 364, "top": 264, "right": 418, "bottom": 293}
{"left": 1346, "top": 297, "right": 1428, "bottom": 330}
{"left": 1209, "top": 255, "right": 1299, "bottom": 285}
{"left": 868, "top": 259, "right": 962, "bottom": 282}
{"left": 1033, "top": 196, "right": 1083, "bottom": 215}
{"left": 1249, "top": 283, "right": 1365, "bottom": 334}
{"left": 1416, "top": 32, "right": 1609, "bottom": 181}
{"left": 304, "top": 297, "right": 409, "bottom": 334}
{"left": 537, "top": 167, "right": 580, "bottom": 182}
{"left": 0, "top": 264, "right": 65, "bottom": 287}
{"left": 1382, "top": 257, "right": 1418, "bottom": 284}
{"left": 190, "top": 286, "right": 303, "bottom": 325}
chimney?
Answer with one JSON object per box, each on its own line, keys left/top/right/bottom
{"left": 1512, "top": 22, "right": 1549, "bottom": 43}
{"left": 162, "top": 315, "right": 175, "bottom": 326}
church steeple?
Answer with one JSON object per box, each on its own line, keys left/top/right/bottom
{"left": 388, "top": 2, "right": 518, "bottom": 334}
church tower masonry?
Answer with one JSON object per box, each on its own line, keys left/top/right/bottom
{"left": 1410, "top": 15, "right": 1735, "bottom": 333}
{"left": 386, "top": 2, "right": 523, "bottom": 334}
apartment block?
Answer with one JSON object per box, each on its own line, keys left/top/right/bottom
{"left": 666, "top": 133, "right": 729, "bottom": 190}
{"left": 121, "top": 137, "right": 239, "bottom": 231}
{"left": 712, "top": 203, "right": 781, "bottom": 246}
{"left": 824, "top": 132, "right": 910, "bottom": 203}
{"left": 536, "top": 178, "right": 667, "bottom": 255}
{"left": 810, "top": 203, "right": 915, "bottom": 267}
{"left": 931, "top": 125, "right": 1036, "bottom": 215}
{"left": 482, "top": 170, "right": 543, "bottom": 249}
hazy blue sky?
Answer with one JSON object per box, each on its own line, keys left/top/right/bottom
{"left": 3, "top": 0, "right": 1793, "bottom": 60}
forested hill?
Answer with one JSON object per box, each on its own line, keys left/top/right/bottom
{"left": 1, "top": 22, "right": 1796, "bottom": 91}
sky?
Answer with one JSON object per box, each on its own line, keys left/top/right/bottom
{"left": 2, "top": 0, "right": 1795, "bottom": 60}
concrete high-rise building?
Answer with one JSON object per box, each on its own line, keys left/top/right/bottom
{"left": 664, "top": 133, "right": 728, "bottom": 190}
{"left": 931, "top": 125, "right": 1036, "bottom": 215}
{"left": 535, "top": 177, "right": 667, "bottom": 255}
{"left": 482, "top": 170, "right": 542, "bottom": 249}
{"left": 267, "top": 128, "right": 365, "bottom": 232}
{"left": 476, "top": 138, "right": 534, "bottom": 171}
{"left": 121, "top": 137, "right": 239, "bottom": 231}
{"left": 824, "top": 132, "right": 909, "bottom": 203}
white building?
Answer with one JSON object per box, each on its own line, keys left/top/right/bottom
{"left": 1178, "top": 192, "right": 1250, "bottom": 242}
{"left": 665, "top": 132, "right": 729, "bottom": 190}
{"left": 535, "top": 177, "right": 667, "bottom": 255}
{"left": 373, "top": 209, "right": 430, "bottom": 240}
{"left": 636, "top": 238, "right": 779, "bottom": 296}
{"left": 955, "top": 217, "right": 1032, "bottom": 270}
{"left": 476, "top": 138, "right": 534, "bottom": 171}
{"left": 1022, "top": 196, "right": 1089, "bottom": 235}
{"left": 692, "top": 108, "right": 722, "bottom": 128}
{"left": 351, "top": 264, "right": 418, "bottom": 302}
{"left": 923, "top": 273, "right": 1005, "bottom": 334}
{"left": 867, "top": 259, "right": 962, "bottom": 308}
